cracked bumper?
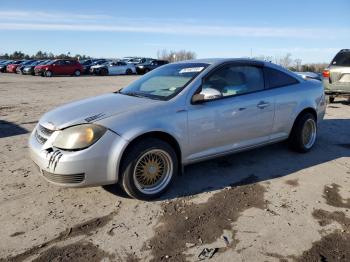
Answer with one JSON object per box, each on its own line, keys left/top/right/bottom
{"left": 29, "top": 128, "right": 128, "bottom": 187}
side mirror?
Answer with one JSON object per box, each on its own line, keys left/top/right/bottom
{"left": 192, "top": 93, "right": 205, "bottom": 104}
{"left": 192, "top": 87, "right": 222, "bottom": 104}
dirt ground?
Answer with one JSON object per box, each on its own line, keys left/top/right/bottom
{"left": 0, "top": 73, "right": 350, "bottom": 262}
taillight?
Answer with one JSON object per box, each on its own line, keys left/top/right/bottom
{"left": 322, "top": 69, "right": 330, "bottom": 78}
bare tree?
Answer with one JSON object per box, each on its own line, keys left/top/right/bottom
{"left": 294, "top": 58, "right": 302, "bottom": 71}
{"left": 277, "top": 53, "right": 293, "bottom": 68}
{"left": 157, "top": 49, "right": 196, "bottom": 62}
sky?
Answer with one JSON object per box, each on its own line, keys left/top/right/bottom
{"left": 0, "top": 0, "right": 349, "bottom": 63}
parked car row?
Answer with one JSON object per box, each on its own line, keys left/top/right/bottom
{"left": 0, "top": 57, "right": 169, "bottom": 77}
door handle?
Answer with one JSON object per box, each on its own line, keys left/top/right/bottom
{"left": 257, "top": 101, "right": 270, "bottom": 109}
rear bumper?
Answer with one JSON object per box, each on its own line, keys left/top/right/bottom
{"left": 323, "top": 81, "right": 350, "bottom": 95}
{"left": 325, "top": 90, "right": 350, "bottom": 96}
{"left": 29, "top": 128, "right": 129, "bottom": 187}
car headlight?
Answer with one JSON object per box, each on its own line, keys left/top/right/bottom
{"left": 53, "top": 124, "right": 107, "bottom": 150}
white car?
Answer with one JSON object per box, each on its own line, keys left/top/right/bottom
{"left": 90, "top": 61, "right": 136, "bottom": 76}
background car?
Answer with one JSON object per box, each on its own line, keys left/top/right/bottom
{"left": 80, "top": 59, "right": 109, "bottom": 74}
{"left": 22, "top": 60, "right": 51, "bottom": 75}
{"left": 136, "top": 59, "right": 168, "bottom": 74}
{"left": 16, "top": 60, "right": 39, "bottom": 74}
{"left": 323, "top": 49, "right": 350, "bottom": 103}
{"left": 6, "top": 60, "right": 25, "bottom": 73}
{"left": 295, "top": 72, "right": 322, "bottom": 81}
{"left": 34, "top": 59, "right": 83, "bottom": 77}
{"left": 90, "top": 61, "right": 136, "bottom": 76}
{"left": 122, "top": 57, "right": 154, "bottom": 65}
{"left": 0, "top": 60, "right": 14, "bottom": 72}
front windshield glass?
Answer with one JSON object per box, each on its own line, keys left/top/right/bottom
{"left": 119, "top": 63, "right": 209, "bottom": 100}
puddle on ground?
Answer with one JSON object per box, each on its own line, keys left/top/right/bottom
{"left": 296, "top": 209, "right": 350, "bottom": 262}
{"left": 145, "top": 175, "right": 266, "bottom": 261}
{"left": 323, "top": 183, "right": 350, "bottom": 208}
{"left": 1, "top": 210, "right": 118, "bottom": 262}
{"left": 285, "top": 179, "right": 299, "bottom": 187}
{"left": 32, "top": 241, "right": 114, "bottom": 262}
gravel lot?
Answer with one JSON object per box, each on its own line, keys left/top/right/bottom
{"left": 0, "top": 73, "right": 350, "bottom": 262}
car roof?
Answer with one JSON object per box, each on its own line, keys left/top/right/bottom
{"left": 174, "top": 58, "right": 266, "bottom": 65}
{"left": 172, "top": 58, "right": 304, "bottom": 81}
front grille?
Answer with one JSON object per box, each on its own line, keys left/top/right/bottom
{"left": 42, "top": 170, "right": 85, "bottom": 184}
{"left": 35, "top": 124, "right": 55, "bottom": 144}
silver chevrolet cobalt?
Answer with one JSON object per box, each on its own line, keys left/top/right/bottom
{"left": 29, "top": 59, "right": 326, "bottom": 200}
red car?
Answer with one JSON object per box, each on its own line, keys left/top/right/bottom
{"left": 6, "top": 60, "right": 25, "bottom": 73}
{"left": 34, "top": 59, "right": 83, "bottom": 77}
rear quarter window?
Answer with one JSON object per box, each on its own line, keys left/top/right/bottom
{"left": 264, "top": 67, "right": 299, "bottom": 89}
{"left": 331, "top": 52, "right": 350, "bottom": 66}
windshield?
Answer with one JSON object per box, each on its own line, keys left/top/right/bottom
{"left": 39, "top": 60, "right": 50, "bottom": 65}
{"left": 119, "top": 63, "right": 209, "bottom": 100}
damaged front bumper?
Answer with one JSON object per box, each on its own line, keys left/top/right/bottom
{"left": 29, "top": 124, "right": 128, "bottom": 187}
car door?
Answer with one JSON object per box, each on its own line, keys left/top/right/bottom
{"left": 117, "top": 62, "right": 128, "bottom": 74}
{"left": 53, "top": 60, "right": 65, "bottom": 74}
{"left": 65, "top": 60, "right": 76, "bottom": 74}
{"left": 187, "top": 63, "right": 275, "bottom": 161}
{"left": 107, "top": 62, "right": 118, "bottom": 75}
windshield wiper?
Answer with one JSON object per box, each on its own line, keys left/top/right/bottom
{"left": 120, "top": 92, "right": 146, "bottom": 98}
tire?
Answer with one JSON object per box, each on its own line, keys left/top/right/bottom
{"left": 45, "top": 70, "right": 52, "bottom": 77}
{"left": 126, "top": 69, "right": 132, "bottom": 75}
{"left": 100, "top": 68, "right": 108, "bottom": 76}
{"left": 288, "top": 113, "right": 317, "bottom": 153}
{"left": 119, "top": 138, "right": 178, "bottom": 200}
{"left": 74, "top": 70, "right": 81, "bottom": 76}
{"left": 144, "top": 68, "right": 150, "bottom": 74}
{"left": 328, "top": 96, "right": 335, "bottom": 103}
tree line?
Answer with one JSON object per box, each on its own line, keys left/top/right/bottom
{"left": 0, "top": 51, "right": 90, "bottom": 60}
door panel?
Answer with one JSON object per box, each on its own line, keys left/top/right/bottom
{"left": 187, "top": 91, "right": 274, "bottom": 161}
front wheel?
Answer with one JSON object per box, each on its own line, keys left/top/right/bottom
{"left": 100, "top": 68, "right": 108, "bottom": 76}
{"left": 119, "top": 138, "right": 178, "bottom": 200}
{"left": 74, "top": 70, "right": 81, "bottom": 76}
{"left": 125, "top": 69, "right": 133, "bottom": 75}
{"left": 289, "top": 113, "right": 317, "bottom": 153}
{"left": 45, "top": 70, "right": 52, "bottom": 77}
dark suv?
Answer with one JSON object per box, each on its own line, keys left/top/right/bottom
{"left": 136, "top": 60, "right": 168, "bottom": 74}
{"left": 323, "top": 49, "right": 350, "bottom": 103}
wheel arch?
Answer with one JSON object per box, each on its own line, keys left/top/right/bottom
{"left": 118, "top": 131, "right": 183, "bottom": 180}
{"left": 289, "top": 107, "right": 317, "bottom": 137}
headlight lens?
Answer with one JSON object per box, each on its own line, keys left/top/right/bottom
{"left": 53, "top": 124, "right": 107, "bottom": 150}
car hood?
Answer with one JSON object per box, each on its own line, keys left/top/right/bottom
{"left": 39, "top": 93, "right": 159, "bottom": 130}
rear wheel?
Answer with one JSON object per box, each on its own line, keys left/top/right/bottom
{"left": 126, "top": 69, "right": 133, "bottom": 75}
{"left": 119, "top": 138, "right": 178, "bottom": 200}
{"left": 289, "top": 113, "right": 317, "bottom": 153}
{"left": 45, "top": 70, "right": 52, "bottom": 77}
{"left": 328, "top": 96, "right": 335, "bottom": 103}
{"left": 74, "top": 70, "right": 81, "bottom": 76}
